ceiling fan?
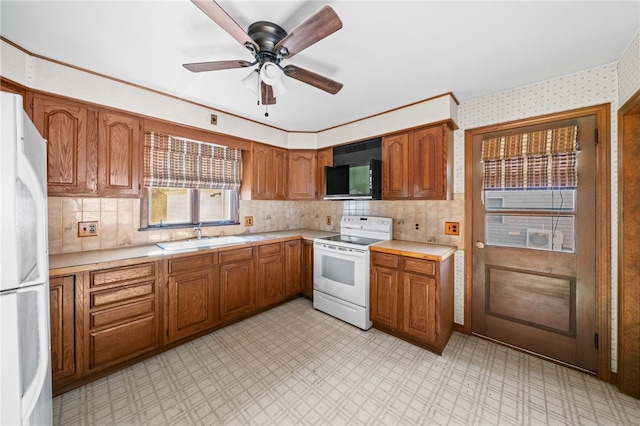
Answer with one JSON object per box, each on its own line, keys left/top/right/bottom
{"left": 183, "top": 0, "right": 344, "bottom": 108}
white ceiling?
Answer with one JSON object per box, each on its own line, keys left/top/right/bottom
{"left": 1, "top": 1, "right": 638, "bottom": 132}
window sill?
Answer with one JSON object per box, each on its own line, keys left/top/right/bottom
{"left": 138, "top": 220, "right": 240, "bottom": 232}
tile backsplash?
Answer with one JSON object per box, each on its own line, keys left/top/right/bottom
{"left": 47, "top": 195, "right": 464, "bottom": 254}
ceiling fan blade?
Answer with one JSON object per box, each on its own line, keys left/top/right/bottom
{"left": 183, "top": 60, "right": 252, "bottom": 72}
{"left": 191, "top": 0, "right": 257, "bottom": 50}
{"left": 283, "top": 65, "right": 343, "bottom": 95}
{"left": 275, "top": 6, "right": 342, "bottom": 59}
{"left": 261, "top": 82, "right": 276, "bottom": 105}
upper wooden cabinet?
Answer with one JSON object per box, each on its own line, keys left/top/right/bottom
{"left": 97, "top": 111, "right": 142, "bottom": 197}
{"left": 288, "top": 150, "right": 317, "bottom": 200}
{"left": 316, "top": 147, "right": 333, "bottom": 200}
{"left": 252, "top": 144, "right": 288, "bottom": 200}
{"left": 31, "top": 94, "right": 96, "bottom": 196}
{"left": 382, "top": 123, "right": 453, "bottom": 200}
{"left": 30, "top": 93, "right": 142, "bottom": 198}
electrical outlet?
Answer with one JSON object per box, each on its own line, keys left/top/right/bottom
{"left": 244, "top": 216, "right": 253, "bottom": 227}
{"left": 415, "top": 223, "right": 420, "bottom": 230}
{"left": 78, "top": 221, "right": 99, "bottom": 237}
{"left": 326, "top": 216, "right": 332, "bottom": 226}
{"left": 444, "top": 221, "right": 460, "bottom": 236}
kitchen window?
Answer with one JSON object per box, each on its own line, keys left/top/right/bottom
{"left": 140, "top": 132, "right": 241, "bottom": 229}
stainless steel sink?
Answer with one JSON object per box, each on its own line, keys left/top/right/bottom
{"left": 156, "top": 235, "right": 246, "bottom": 251}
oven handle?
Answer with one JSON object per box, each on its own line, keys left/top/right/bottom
{"left": 314, "top": 242, "right": 368, "bottom": 258}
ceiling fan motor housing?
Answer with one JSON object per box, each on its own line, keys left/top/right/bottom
{"left": 247, "top": 21, "right": 287, "bottom": 60}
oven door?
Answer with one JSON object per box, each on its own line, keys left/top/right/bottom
{"left": 313, "top": 241, "right": 369, "bottom": 307}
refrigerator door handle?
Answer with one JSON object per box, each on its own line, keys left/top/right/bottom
{"left": 15, "top": 147, "right": 48, "bottom": 287}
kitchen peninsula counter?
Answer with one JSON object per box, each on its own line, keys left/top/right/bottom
{"left": 370, "top": 240, "right": 457, "bottom": 262}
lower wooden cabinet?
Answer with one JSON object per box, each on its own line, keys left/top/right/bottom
{"left": 84, "top": 262, "right": 160, "bottom": 375}
{"left": 283, "top": 239, "right": 302, "bottom": 298}
{"left": 166, "top": 255, "right": 219, "bottom": 344}
{"left": 370, "top": 250, "right": 454, "bottom": 354}
{"left": 49, "top": 275, "right": 76, "bottom": 386}
{"left": 256, "top": 243, "right": 283, "bottom": 308}
{"left": 220, "top": 247, "right": 256, "bottom": 321}
{"left": 301, "top": 239, "right": 314, "bottom": 299}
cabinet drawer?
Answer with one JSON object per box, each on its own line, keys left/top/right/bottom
{"left": 90, "top": 297, "right": 155, "bottom": 329}
{"left": 404, "top": 257, "right": 435, "bottom": 276}
{"left": 90, "top": 281, "right": 155, "bottom": 309}
{"left": 88, "top": 316, "right": 156, "bottom": 372}
{"left": 219, "top": 247, "right": 254, "bottom": 264}
{"left": 371, "top": 252, "right": 399, "bottom": 269}
{"left": 168, "top": 254, "right": 215, "bottom": 274}
{"left": 258, "top": 243, "right": 281, "bottom": 257}
{"left": 91, "top": 263, "right": 154, "bottom": 288}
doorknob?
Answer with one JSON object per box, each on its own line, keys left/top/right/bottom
{"left": 475, "top": 241, "right": 485, "bottom": 249}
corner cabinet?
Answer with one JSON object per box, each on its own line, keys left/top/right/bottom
{"left": 370, "top": 249, "right": 455, "bottom": 354}
{"left": 288, "top": 151, "right": 317, "bottom": 200}
{"left": 382, "top": 122, "right": 453, "bottom": 200}
{"left": 252, "top": 144, "right": 288, "bottom": 200}
{"left": 29, "top": 93, "right": 142, "bottom": 198}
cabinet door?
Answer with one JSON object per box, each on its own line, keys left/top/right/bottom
{"left": 252, "top": 144, "right": 271, "bottom": 199}
{"left": 316, "top": 147, "right": 333, "bottom": 200}
{"left": 301, "top": 239, "right": 314, "bottom": 299}
{"left": 370, "top": 266, "right": 399, "bottom": 329}
{"left": 283, "top": 239, "right": 302, "bottom": 298}
{"left": 98, "top": 110, "right": 142, "bottom": 197}
{"left": 256, "top": 244, "right": 283, "bottom": 308}
{"left": 166, "top": 268, "right": 218, "bottom": 343}
{"left": 411, "top": 125, "right": 445, "bottom": 199}
{"left": 32, "top": 94, "right": 97, "bottom": 195}
{"left": 288, "top": 151, "right": 317, "bottom": 199}
{"left": 272, "top": 148, "right": 288, "bottom": 200}
{"left": 49, "top": 275, "right": 76, "bottom": 383}
{"left": 220, "top": 260, "right": 255, "bottom": 320}
{"left": 382, "top": 133, "right": 410, "bottom": 199}
{"left": 403, "top": 272, "right": 437, "bottom": 343}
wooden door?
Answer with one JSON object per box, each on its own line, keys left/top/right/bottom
{"left": 283, "top": 239, "right": 302, "bottom": 298}
{"left": 166, "top": 268, "right": 218, "bottom": 343}
{"left": 256, "top": 243, "right": 283, "bottom": 308}
{"left": 49, "top": 275, "right": 75, "bottom": 383}
{"left": 316, "top": 147, "right": 333, "bottom": 199}
{"left": 382, "top": 133, "right": 410, "bottom": 198}
{"left": 31, "top": 94, "right": 96, "bottom": 195}
{"left": 471, "top": 115, "right": 598, "bottom": 372}
{"left": 411, "top": 125, "right": 445, "bottom": 199}
{"left": 370, "top": 266, "right": 399, "bottom": 329}
{"left": 618, "top": 91, "right": 640, "bottom": 397}
{"left": 403, "top": 272, "right": 437, "bottom": 343}
{"left": 220, "top": 260, "right": 255, "bottom": 320}
{"left": 288, "top": 151, "right": 316, "bottom": 199}
{"left": 98, "top": 110, "right": 141, "bottom": 197}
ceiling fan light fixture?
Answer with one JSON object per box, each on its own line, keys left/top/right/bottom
{"left": 260, "top": 62, "right": 283, "bottom": 86}
{"left": 242, "top": 69, "right": 260, "bottom": 94}
{"left": 271, "top": 78, "right": 288, "bottom": 97}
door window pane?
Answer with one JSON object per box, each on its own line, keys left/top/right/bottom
{"left": 485, "top": 214, "right": 575, "bottom": 253}
{"left": 485, "top": 189, "right": 575, "bottom": 212}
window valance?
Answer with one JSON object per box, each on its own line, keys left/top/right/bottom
{"left": 143, "top": 132, "right": 242, "bottom": 190}
{"left": 481, "top": 125, "right": 579, "bottom": 190}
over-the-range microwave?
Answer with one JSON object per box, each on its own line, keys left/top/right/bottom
{"left": 324, "top": 159, "right": 381, "bottom": 200}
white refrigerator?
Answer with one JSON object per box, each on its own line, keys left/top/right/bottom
{"left": 0, "top": 92, "right": 53, "bottom": 425}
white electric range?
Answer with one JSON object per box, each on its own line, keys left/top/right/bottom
{"left": 313, "top": 216, "right": 393, "bottom": 329}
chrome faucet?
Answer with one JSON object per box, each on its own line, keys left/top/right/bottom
{"left": 193, "top": 223, "right": 203, "bottom": 239}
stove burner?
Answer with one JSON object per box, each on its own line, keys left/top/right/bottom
{"left": 317, "top": 234, "right": 383, "bottom": 247}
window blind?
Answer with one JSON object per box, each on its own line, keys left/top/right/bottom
{"left": 481, "top": 125, "right": 579, "bottom": 190}
{"left": 143, "top": 132, "right": 242, "bottom": 190}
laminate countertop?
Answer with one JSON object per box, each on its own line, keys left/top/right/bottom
{"left": 49, "top": 229, "right": 337, "bottom": 275}
{"left": 371, "top": 240, "right": 457, "bottom": 262}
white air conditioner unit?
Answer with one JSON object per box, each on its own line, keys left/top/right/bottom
{"left": 526, "top": 229, "right": 563, "bottom": 251}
